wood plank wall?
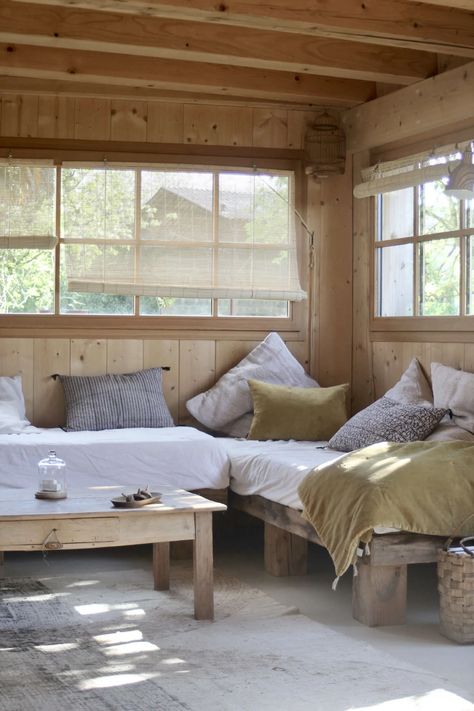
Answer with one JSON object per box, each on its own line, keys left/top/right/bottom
{"left": 0, "top": 337, "right": 309, "bottom": 427}
{"left": 0, "top": 94, "right": 318, "bottom": 148}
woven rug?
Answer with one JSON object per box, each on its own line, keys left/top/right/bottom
{"left": 0, "top": 564, "right": 472, "bottom": 711}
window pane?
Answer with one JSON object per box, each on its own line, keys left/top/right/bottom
{"left": 62, "top": 168, "right": 135, "bottom": 240}
{"left": 466, "top": 235, "right": 474, "bottom": 315}
{"left": 219, "top": 173, "right": 290, "bottom": 245}
{"left": 218, "top": 299, "right": 288, "bottom": 317}
{"left": 378, "top": 244, "right": 413, "bottom": 317}
{"left": 419, "top": 180, "right": 460, "bottom": 235}
{"left": 0, "top": 165, "right": 55, "bottom": 238}
{"left": 61, "top": 244, "right": 134, "bottom": 315}
{"left": 420, "top": 238, "right": 460, "bottom": 316}
{"left": 0, "top": 249, "right": 54, "bottom": 313}
{"left": 141, "top": 171, "right": 213, "bottom": 242}
{"left": 140, "top": 297, "right": 211, "bottom": 316}
{"left": 467, "top": 198, "right": 474, "bottom": 229}
{"left": 379, "top": 188, "right": 414, "bottom": 241}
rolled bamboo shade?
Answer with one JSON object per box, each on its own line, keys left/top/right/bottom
{"left": 353, "top": 141, "right": 471, "bottom": 198}
{"left": 65, "top": 167, "right": 306, "bottom": 301}
{"left": 0, "top": 160, "right": 57, "bottom": 249}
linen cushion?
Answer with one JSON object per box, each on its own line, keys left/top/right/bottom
{"left": 384, "top": 358, "right": 433, "bottom": 406}
{"left": 328, "top": 397, "right": 446, "bottom": 453}
{"left": 186, "top": 332, "right": 318, "bottom": 435}
{"left": 247, "top": 380, "right": 349, "bottom": 441}
{"left": 59, "top": 368, "right": 174, "bottom": 432}
{"left": 222, "top": 413, "right": 254, "bottom": 439}
{"left": 425, "top": 420, "right": 474, "bottom": 442}
{"left": 431, "top": 362, "right": 474, "bottom": 434}
{"left": 0, "top": 375, "right": 36, "bottom": 434}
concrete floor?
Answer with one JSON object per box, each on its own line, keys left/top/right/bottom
{"left": 2, "top": 524, "right": 473, "bottom": 698}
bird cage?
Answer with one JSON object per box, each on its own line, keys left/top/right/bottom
{"left": 304, "top": 112, "right": 346, "bottom": 178}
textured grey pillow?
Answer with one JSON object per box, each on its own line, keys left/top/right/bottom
{"left": 328, "top": 397, "right": 446, "bottom": 453}
{"left": 60, "top": 368, "right": 174, "bottom": 432}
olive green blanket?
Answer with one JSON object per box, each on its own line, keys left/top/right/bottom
{"left": 298, "top": 441, "right": 474, "bottom": 578}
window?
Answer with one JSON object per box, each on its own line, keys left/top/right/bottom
{"left": 376, "top": 181, "right": 473, "bottom": 317}
{"left": 0, "top": 162, "right": 56, "bottom": 314}
{"left": 0, "top": 163, "right": 304, "bottom": 321}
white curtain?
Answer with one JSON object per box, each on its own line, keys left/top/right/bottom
{"left": 0, "top": 160, "right": 57, "bottom": 249}
{"left": 64, "top": 166, "right": 306, "bottom": 301}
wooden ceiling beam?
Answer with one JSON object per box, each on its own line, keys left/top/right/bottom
{"left": 343, "top": 60, "right": 474, "bottom": 152}
{"left": 405, "top": 0, "right": 474, "bottom": 10}
{"left": 0, "top": 43, "right": 376, "bottom": 106}
{"left": 0, "top": 1, "right": 437, "bottom": 85}
{"left": 8, "top": 0, "right": 474, "bottom": 57}
{"left": 0, "top": 75, "right": 331, "bottom": 109}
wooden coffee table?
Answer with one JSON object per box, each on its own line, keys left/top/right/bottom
{"left": 0, "top": 489, "right": 226, "bottom": 620}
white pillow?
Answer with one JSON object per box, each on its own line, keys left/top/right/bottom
{"left": 425, "top": 420, "right": 474, "bottom": 442}
{"left": 0, "top": 375, "right": 36, "bottom": 434}
{"left": 222, "top": 413, "right": 254, "bottom": 439}
{"left": 431, "top": 362, "right": 474, "bottom": 433}
{"left": 186, "top": 332, "right": 318, "bottom": 434}
{"left": 384, "top": 358, "right": 433, "bottom": 406}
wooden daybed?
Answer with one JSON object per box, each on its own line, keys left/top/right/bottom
{"left": 230, "top": 491, "right": 445, "bottom": 627}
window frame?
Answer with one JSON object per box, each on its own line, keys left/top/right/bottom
{"left": 0, "top": 149, "right": 308, "bottom": 339}
{"left": 372, "top": 183, "right": 474, "bottom": 333}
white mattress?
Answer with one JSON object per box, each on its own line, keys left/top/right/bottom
{"left": 222, "top": 438, "right": 342, "bottom": 508}
{"left": 222, "top": 438, "right": 398, "bottom": 534}
{"left": 0, "top": 427, "right": 230, "bottom": 494}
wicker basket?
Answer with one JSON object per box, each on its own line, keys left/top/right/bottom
{"left": 438, "top": 536, "right": 474, "bottom": 644}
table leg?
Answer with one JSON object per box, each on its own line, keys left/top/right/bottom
{"left": 153, "top": 542, "right": 170, "bottom": 591}
{"left": 193, "top": 512, "right": 214, "bottom": 620}
{"left": 0, "top": 552, "right": 4, "bottom": 578}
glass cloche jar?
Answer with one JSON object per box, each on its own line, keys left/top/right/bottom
{"left": 36, "top": 450, "right": 67, "bottom": 500}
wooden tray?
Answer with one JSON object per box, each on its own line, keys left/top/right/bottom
{"left": 111, "top": 493, "right": 161, "bottom": 508}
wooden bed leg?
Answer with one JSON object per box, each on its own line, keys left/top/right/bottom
{"left": 264, "top": 522, "right": 308, "bottom": 576}
{"left": 352, "top": 560, "right": 407, "bottom": 626}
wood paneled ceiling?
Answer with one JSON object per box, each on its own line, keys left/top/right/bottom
{"left": 0, "top": 0, "right": 473, "bottom": 108}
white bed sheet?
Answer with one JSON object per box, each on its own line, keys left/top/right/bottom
{"left": 0, "top": 427, "right": 230, "bottom": 494}
{"left": 222, "top": 438, "right": 341, "bottom": 508}
{"left": 222, "top": 438, "right": 398, "bottom": 534}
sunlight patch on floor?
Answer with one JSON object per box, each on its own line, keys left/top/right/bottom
{"left": 34, "top": 642, "right": 78, "bottom": 653}
{"left": 102, "top": 640, "right": 160, "bottom": 657}
{"left": 75, "top": 602, "right": 139, "bottom": 615}
{"left": 78, "top": 672, "right": 160, "bottom": 690}
{"left": 66, "top": 580, "right": 100, "bottom": 588}
{"left": 94, "top": 629, "right": 143, "bottom": 645}
{"left": 349, "top": 688, "right": 474, "bottom": 710}
{"left": 3, "top": 592, "right": 69, "bottom": 603}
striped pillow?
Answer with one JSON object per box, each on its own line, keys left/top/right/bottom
{"left": 59, "top": 368, "right": 174, "bottom": 432}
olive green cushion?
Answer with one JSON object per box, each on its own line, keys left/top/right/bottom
{"left": 247, "top": 379, "right": 349, "bottom": 441}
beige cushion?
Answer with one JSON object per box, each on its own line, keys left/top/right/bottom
{"left": 186, "top": 332, "right": 318, "bottom": 434}
{"left": 425, "top": 420, "right": 474, "bottom": 442}
{"left": 222, "top": 413, "right": 254, "bottom": 439}
{"left": 431, "top": 362, "right": 474, "bottom": 433}
{"left": 247, "top": 380, "right": 349, "bottom": 441}
{"left": 384, "top": 358, "right": 433, "bottom": 406}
